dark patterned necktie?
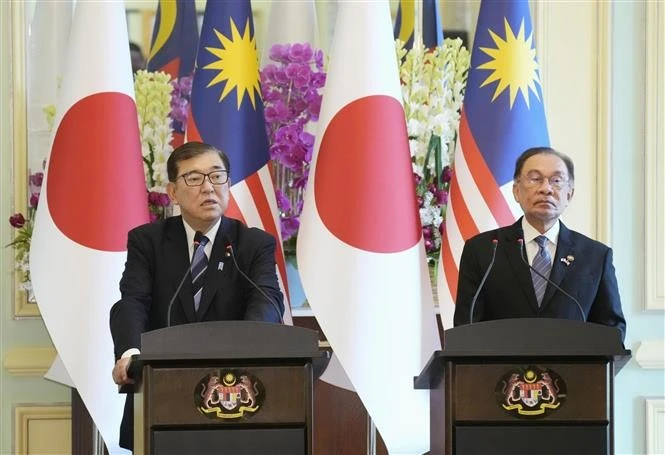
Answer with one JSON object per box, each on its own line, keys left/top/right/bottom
{"left": 531, "top": 235, "right": 552, "bottom": 307}
{"left": 191, "top": 236, "right": 209, "bottom": 312}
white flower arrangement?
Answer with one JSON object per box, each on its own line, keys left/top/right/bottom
{"left": 134, "top": 69, "right": 174, "bottom": 193}
{"left": 396, "top": 38, "right": 470, "bottom": 262}
{"left": 397, "top": 37, "right": 470, "bottom": 179}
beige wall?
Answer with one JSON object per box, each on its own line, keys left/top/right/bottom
{"left": 0, "top": 2, "right": 71, "bottom": 455}
{"left": 1, "top": 1, "right": 662, "bottom": 454}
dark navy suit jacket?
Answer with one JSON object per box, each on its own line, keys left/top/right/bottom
{"left": 453, "top": 218, "right": 626, "bottom": 341}
{"left": 110, "top": 215, "right": 283, "bottom": 450}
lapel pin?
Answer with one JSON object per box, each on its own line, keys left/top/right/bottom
{"left": 217, "top": 262, "right": 225, "bottom": 272}
{"left": 560, "top": 255, "right": 575, "bottom": 266}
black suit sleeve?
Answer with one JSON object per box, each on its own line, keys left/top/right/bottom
{"left": 587, "top": 247, "right": 626, "bottom": 341}
{"left": 109, "top": 228, "right": 152, "bottom": 359}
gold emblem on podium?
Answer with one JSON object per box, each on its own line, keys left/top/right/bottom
{"left": 195, "top": 370, "right": 264, "bottom": 419}
{"left": 496, "top": 366, "right": 566, "bottom": 417}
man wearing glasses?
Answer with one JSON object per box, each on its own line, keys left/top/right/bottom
{"left": 109, "top": 141, "right": 284, "bottom": 450}
{"left": 453, "top": 146, "right": 626, "bottom": 341}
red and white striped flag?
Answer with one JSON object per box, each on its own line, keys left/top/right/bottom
{"left": 296, "top": 1, "right": 440, "bottom": 452}
{"left": 30, "top": 1, "right": 150, "bottom": 452}
{"left": 437, "top": 0, "right": 550, "bottom": 328}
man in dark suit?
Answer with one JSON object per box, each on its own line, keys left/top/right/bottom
{"left": 110, "top": 141, "right": 284, "bottom": 450}
{"left": 453, "top": 147, "right": 626, "bottom": 341}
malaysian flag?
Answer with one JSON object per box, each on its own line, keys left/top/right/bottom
{"left": 186, "top": 0, "right": 291, "bottom": 323}
{"left": 438, "top": 0, "right": 550, "bottom": 328}
{"left": 146, "top": 0, "right": 198, "bottom": 79}
{"left": 147, "top": 0, "right": 199, "bottom": 147}
{"left": 393, "top": 0, "right": 443, "bottom": 49}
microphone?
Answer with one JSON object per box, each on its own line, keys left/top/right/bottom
{"left": 166, "top": 231, "right": 204, "bottom": 327}
{"left": 517, "top": 237, "right": 586, "bottom": 322}
{"left": 223, "top": 237, "right": 284, "bottom": 324}
{"left": 469, "top": 238, "right": 499, "bottom": 324}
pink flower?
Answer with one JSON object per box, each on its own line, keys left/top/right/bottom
{"left": 285, "top": 63, "right": 311, "bottom": 88}
{"left": 148, "top": 191, "right": 170, "bottom": 207}
{"left": 9, "top": 213, "right": 26, "bottom": 228}
{"left": 434, "top": 189, "right": 449, "bottom": 206}
{"left": 422, "top": 226, "right": 433, "bottom": 239}
{"left": 280, "top": 216, "right": 300, "bottom": 239}
{"left": 262, "top": 42, "right": 326, "bottom": 242}
{"left": 275, "top": 189, "right": 292, "bottom": 212}
{"left": 29, "top": 193, "right": 39, "bottom": 208}
{"left": 268, "top": 44, "right": 290, "bottom": 63}
{"left": 310, "top": 72, "right": 326, "bottom": 89}
{"left": 287, "top": 43, "right": 314, "bottom": 63}
{"left": 264, "top": 101, "right": 289, "bottom": 123}
{"left": 441, "top": 165, "right": 453, "bottom": 184}
{"left": 30, "top": 172, "right": 44, "bottom": 187}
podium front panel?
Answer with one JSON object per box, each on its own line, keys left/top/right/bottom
{"left": 453, "top": 361, "right": 609, "bottom": 422}
{"left": 153, "top": 427, "right": 306, "bottom": 455}
{"left": 147, "top": 364, "right": 310, "bottom": 425}
{"left": 455, "top": 425, "right": 608, "bottom": 455}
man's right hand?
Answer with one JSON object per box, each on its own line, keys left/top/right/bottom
{"left": 112, "top": 357, "right": 135, "bottom": 386}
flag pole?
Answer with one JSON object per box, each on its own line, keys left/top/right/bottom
{"left": 367, "top": 415, "right": 377, "bottom": 455}
{"left": 370, "top": 3, "right": 424, "bottom": 452}
{"left": 414, "top": 0, "right": 423, "bottom": 50}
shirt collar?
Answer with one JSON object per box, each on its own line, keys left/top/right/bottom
{"left": 521, "top": 217, "right": 560, "bottom": 246}
{"left": 182, "top": 217, "right": 221, "bottom": 253}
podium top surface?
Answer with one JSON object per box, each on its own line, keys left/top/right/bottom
{"left": 140, "top": 321, "right": 320, "bottom": 361}
{"left": 414, "top": 318, "right": 631, "bottom": 389}
{"left": 443, "top": 318, "right": 628, "bottom": 356}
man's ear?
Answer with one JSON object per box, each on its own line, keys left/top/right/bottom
{"left": 512, "top": 181, "right": 520, "bottom": 203}
{"left": 166, "top": 182, "right": 178, "bottom": 205}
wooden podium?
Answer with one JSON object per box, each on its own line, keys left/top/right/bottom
{"left": 133, "top": 321, "right": 321, "bottom": 455}
{"left": 415, "top": 318, "right": 630, "bottom": 455}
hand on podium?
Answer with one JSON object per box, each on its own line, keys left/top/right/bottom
{"left": 113, "top": 355, "right": 141, "bottom": 393}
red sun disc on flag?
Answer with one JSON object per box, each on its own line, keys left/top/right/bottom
{"left": 315, "top": 95, "right": 420, "bottom": 253}
{"left": 47, "top": 92, "right": 149, "bottom": 252}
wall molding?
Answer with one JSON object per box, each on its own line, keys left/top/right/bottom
{"left": 644, "top": 0, "right": 665, "bottom": 311}
{"left": 635, "top": 340, "right": 665, "bottom": 370}
{"left": 533, "top": 2, "right": 611, "bottom": 241}
{"left": 10, "top": 1, "right": 40, "bottom": 318}
{"left": 646, "top": 398, "right": 665, "bottom": 455}
{"left": 15, "top": 405, "right": 71, "bottom": 455}
{"left": 594, "top": 1, "right": 612, "bottom": 245}
{"left": 4, "top": 346, "right": 56, "bottom": 376}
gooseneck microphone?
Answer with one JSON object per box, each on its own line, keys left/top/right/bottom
{"left": 517, "top": 237, "right": 586, "bottom": 322}
{"left": 223, "top": 237, "right": 284, "bottom": 324}
{"left": 166, "top": 231, "right": 204, "bottom": 327}
{"left": 469, "top": 238, "right": 499, "bottom": 324}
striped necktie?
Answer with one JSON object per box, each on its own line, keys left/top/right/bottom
{"left": 531, "top": 235, "right": 552, "bottom": 307}
{"left": 191, "top": 236, "right": 209, "bottom": 312}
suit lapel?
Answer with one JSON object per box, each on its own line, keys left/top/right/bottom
{"left": 541, "top": 222, "right": 575, "bottom": 307}
{"left": 196, "top": 219, "right": 233, "bottom": 319}
{"left": 502, "top": 219, "right": 540, "bottom": 311}
{"left": 165, "top": 218, "right": 197, "bottom": 323}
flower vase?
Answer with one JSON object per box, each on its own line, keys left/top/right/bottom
{"left": 285, "top": 254, "right": 307, "bottom": 308}
{"left": 429, "top": 263, "right": 439, "bottom": 306}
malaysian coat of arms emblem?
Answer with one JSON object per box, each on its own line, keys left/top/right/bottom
{"left": 496, "top": 366, "right": 567, "bottom": 417}
{"left": 195, "top": 370, "right": 264, "bottom": 419}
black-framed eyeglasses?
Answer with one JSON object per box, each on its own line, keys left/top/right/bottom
{"left": 177, "top": 170, "right": 229, "bottom": 186}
